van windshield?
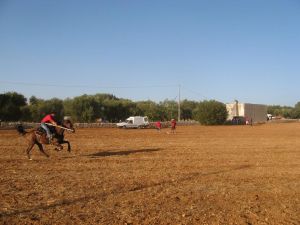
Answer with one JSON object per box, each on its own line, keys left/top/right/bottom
{"left": 126, "top": 119, "right": 133, "bottom": 124}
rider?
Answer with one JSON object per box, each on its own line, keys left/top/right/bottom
{"left": 41, "top": 112, "right": 58, "bottom": 142}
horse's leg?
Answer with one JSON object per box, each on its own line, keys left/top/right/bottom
{"left": 62, "top": 140, "right": 71, "bottom": 152}
{"left": 26, "top": 142, "right": 35, "bottom": 160}
{"left": 54, "top": 145, "right": 63, "bottom": 151}
{"left": 36, "top": 142, "right": 50, "bottom": 158}
{"left": 54, "top": 143, "right": 63, "bottom": 151}
{"left": 66, "top": 141, "right": 71, "bottom": 152}
{"left": 50, "top": 138, "right": 63, "bottom": 151}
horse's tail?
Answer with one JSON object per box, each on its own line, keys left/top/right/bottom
{"left": 16, "top": 124, "right": 27, "bottom": 135}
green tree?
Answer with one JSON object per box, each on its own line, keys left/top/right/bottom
{"left": 62, "top": 98, "right": 74, "bottom": 118}
{"left": 136, "top": 101, "right": 164, "bottom": 121}
{"left": 159, "top": 100, "right": 177, "bottom": 121}
{"left": 27, "top": 96, "right": 44, "bottom": 122}
{"left": 20, "top": 105, "right": 32, "bottom": 121}
{"left": 267, "top": 105, "right": 293, "bottom": 118}
{"left": 290, "top": 102, "right": 300, "bottom": 119}
{"left": 69, "top": 95, "right": 97, "bottom": 122}
{"left": 181, "top": 99, "right": 198, "bottom": 120}
{"left": 0, "top": 92, "right": 27, "bottom": 121}
{"left": 42, "top": 98, "right": 64, "bottom": 121}
{"left": 193, "top": 100, "right": 227, "bottom": 125}
{"left": 27, "top": 97, "right": 64, "bottom": 122}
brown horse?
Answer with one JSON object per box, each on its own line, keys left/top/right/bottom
{"left": 17, "top": 120, "right": 75, "bottom": 160}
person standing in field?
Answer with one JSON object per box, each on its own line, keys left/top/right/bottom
{"left": 155, "top": 121, "right": 162, "bottom": 132}
{"left": 246, "top": 117, "right": 249, "bottom": 125}
{"left": 171, "top": 119, "right": 176, "bottom": 134}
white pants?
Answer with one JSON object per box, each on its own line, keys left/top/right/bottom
{"left": 41, "top": 123, "right": 51, "bottom": 137}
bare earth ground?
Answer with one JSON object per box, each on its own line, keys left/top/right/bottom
{"left": 0, "top": 123, "right": 299, "bottom": 225}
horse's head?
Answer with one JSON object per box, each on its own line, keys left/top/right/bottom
{"left": 62, "top": 119, "right": 75, "bottom": 133}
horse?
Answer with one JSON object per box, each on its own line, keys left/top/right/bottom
{"left": 17, "top": 119, "right": 75, "bottom": 160}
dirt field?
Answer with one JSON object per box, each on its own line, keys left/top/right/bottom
{"left": 0, "top": 123, "right": 300, "bottom": 225}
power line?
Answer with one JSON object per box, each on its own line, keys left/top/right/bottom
{"left": 181, "top": 86, "right": 208, "bottom": 100}
{"left": 1, "top": 80, "right": 213, "bottom": 102}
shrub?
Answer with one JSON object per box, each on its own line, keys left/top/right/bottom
{"left": 193, "top": 100, "right": 228, "bottom": 125}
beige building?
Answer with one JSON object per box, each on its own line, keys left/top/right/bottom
{"left": 226, "top": 100, "right": 267, "bottom": 123}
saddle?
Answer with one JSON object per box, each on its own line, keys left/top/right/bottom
{"left": 35, "top": 126, "right": 57, "bottom": 142}
{"left": 36, "top": 126, "right": 46, "bottom": 135}
{"left": 37, "top": 125, "right": 56, "bottom": 135}
{"left": 33, "top": 129, "right": 48, "bottom": 144}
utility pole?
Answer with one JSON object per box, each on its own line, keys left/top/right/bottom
{"left": 178, "top": 84, "right": 181, "bottom": 121}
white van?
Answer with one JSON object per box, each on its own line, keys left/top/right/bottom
{"left": 117, "top": 116, "right": 149, "bottom": 128}
{"left": 267, "top": 114, "right": 273, "bottom": 120}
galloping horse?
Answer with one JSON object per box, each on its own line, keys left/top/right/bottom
{"left": 17, "top": 119, "right": 75, "bottom": 160}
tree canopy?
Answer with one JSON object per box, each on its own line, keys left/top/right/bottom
{"left": 1, "top": 91, "right": 300, "bottom": 124}
{"left": 193, "top": 100, "right": 228, "bottom": 125}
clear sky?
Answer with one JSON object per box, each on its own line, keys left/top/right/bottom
{"left": 1, "top": 0, "right": 300, "bottom": 106}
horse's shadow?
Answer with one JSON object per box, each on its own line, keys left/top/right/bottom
{"left": 86, "top": 148, "right": 161, "bottom": 158}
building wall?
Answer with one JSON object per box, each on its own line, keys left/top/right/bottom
{"left": 226, "top": 103, "right": 236, "bottom": 120}
{"left": 243, "top": 103, "right": 267, "bottom": 123}
{"left": 226, "top": 103, "right": 245, "bottom": 120}
{"left": 226, "top": 102, "right": 267, "bottom": 123}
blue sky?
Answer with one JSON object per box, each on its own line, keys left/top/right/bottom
{"left": 0, "top": 0, "right": 300, "bottom": 106}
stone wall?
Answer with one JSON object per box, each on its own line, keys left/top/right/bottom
{"left": 0, "top": 121, "right": 199, "bottom": 129}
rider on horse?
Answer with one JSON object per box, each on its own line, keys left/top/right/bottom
{"left": 41, "top": 112, "right": 58, "bottom": 142}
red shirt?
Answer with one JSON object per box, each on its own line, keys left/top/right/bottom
{"left": 155, "top": 121, "right": 162, "bottom": 128}
{"left": 41, "top": 114, "right": 55, "bottom": 123}
{"left": 171, "top": 120, "right": 176, "bottom": 128}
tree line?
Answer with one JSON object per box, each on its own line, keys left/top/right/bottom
{"left": 267, "top": 104, "right": 300, "bottom": 119}
{"left": 2, "top": 92, "right": 299, "bottom": 125}
{"left": 0, "top": 92, "right": 229, "bottom": 125}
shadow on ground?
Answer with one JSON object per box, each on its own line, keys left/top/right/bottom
{"left": 86, "top": 148, "right": 161, "bottom": 158}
